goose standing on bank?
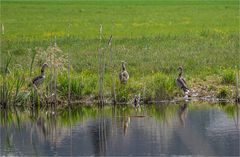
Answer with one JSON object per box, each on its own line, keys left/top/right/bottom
{"left": 176, "top": 66, "right": 190, "bottom": 97}
{"left": 32, "top": 63, "right": 48, "bottom": 90}
{"left": 119, "top": 61, "right": 129, "bottom": 84}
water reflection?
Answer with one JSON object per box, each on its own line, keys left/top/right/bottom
{"left": 0, "top": 103, "right": 239, "bottom": 156}
{"left": 178, "top": 103, "right": 188, "bottom": 127}
{"left": 123, "top": 116, "right": 130, "bottom": 135}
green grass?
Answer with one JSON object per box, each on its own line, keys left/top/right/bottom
{"left": 0, "top": 0, "right": 239, "bottom": 105}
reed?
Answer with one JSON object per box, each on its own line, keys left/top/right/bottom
{"left": 1, "top": 23, "right": 4, "bottom": 35}
{"left": 108, "top": 35, "right": 116, "bottom": 105}
{"left": 29, "top": 48, "right": 37, "bottom": 77}
{"left": 67, "top": 23, "right": 71, "bottom": 104}
{"left": 49, "top": 34, "right": 53, "bottom": 102}
{"left": 98, "top": 24, "right": 104, "bottom": 106}
{"left": 236, "top": 66, "right": 239, "bottom": 103}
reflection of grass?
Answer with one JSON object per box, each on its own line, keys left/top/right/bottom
{"left": 219, "top": 104, "right": 238, "bottom": 118}
{"left": 0, "top": 105, "right": 178, "bottom": 127}
{"left": 1, "top": 103, "right": 238, "bottom": 127}
{"left": 188, "top": 103, "right": 238, "bottom": 118}
{"left": 147, "top": 104, "right": 178, "bottom": 122}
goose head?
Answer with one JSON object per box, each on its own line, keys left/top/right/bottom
{"left": 41, "top": 63, "right": 48, "bottom": 74}
{"left": 121, "top": 61, "right": 126, "bottom": 71}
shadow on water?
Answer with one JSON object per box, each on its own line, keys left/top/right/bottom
{"left": 0, "top": 103, "right": 239, "bottom": 156}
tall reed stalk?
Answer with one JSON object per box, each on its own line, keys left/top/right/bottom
{"left": 67, "top": 24, "right": 71, "bottom": 105}
{"left": 98, "top": 25, "right": 104, "bottom": 106}
{"left": 108, "top": 35, "right": 116, "bottom": 105}
{"left": 49, "top": 33, "right": 53, "bottom": 101}
{"left": 53, "top": 36, "right": 57, "bottom": 106}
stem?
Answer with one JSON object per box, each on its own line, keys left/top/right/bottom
{"left": 108, "top": 35, "right": 116, "bottom": 105}
{"left": 67, "top": 34, "right": 71, "bottom": 104}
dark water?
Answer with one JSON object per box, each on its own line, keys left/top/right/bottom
{"left": 1, "top": 103, "right": 239, "bottom": 156}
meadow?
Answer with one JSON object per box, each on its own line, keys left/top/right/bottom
{"left": 0, "top": 0, "right": 239, "bottom": 106}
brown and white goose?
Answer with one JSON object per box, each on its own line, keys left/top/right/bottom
{"left": 32, "top": 63, "right": 48, "bottom": 89}
{"left": 119, "top": 61, "right": 129, "bottom": 84}
{"left": 176, "top": 66, "right": 190, "bottom": 98}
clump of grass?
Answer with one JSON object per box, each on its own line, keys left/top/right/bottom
{"left": 145, "top": 72, "right": 175, "bottom": 101}
{"left": 221, "top": 68, "right": 235, "bottom": 85}
{"left": 115, "top": 77, "right": 143, "bottom": 102}
{"left": 217, "top": 87, "right": 229, "bottom": 99}
{"left": 57, "top": 71, "right": 98, "bottom": 100}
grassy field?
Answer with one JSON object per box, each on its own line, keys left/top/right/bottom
{"left": 0, "top": 0, "right": 239, "bottom": 105}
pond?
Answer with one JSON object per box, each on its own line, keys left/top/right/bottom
{"left": 0, "top": 103, "right": 239, "bottom": 156}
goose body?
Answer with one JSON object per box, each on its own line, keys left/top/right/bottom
{"left": 119, "top": 61, "right": 129, "bottom": 84}
{"left": 33, "top": 75, "right": 45, "bottom": 87}
{"left": 176, "top": 66, "right": 189, "bottom": 95}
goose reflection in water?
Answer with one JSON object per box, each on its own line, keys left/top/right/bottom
{"left": 178, "top": 103, "right": 188, "bottom": 127}
{"left": 123, "top": 116, "right": 131, "bottom": 135}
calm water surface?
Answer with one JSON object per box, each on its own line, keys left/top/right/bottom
{"left": 1, "top": 103, "right": 239, "bottom": 156}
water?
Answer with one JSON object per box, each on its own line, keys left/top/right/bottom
{"left": 1, "top": 103, "right": 239, "bottom": 156}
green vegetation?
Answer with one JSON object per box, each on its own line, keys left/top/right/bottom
{"left": 217, "top": 87, "right": 229, "bottom": 99}
{"left": 221, "top": 68, "right": 236, "bottom": 85}
{"left": 0, "top": 0, "right": 239, "bottom": 106}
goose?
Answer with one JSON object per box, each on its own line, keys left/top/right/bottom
{"left": 119, "top": 61, "right": 129, "bottom": 84}
{"left": 32, "top": 63, "right": 48, "bottom": 89}
{"left": 176, "top": 66, "right": 190, "bottom": 97}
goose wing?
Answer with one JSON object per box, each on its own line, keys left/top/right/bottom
{"left": 181, "top": 77, "right": 187, "bottom": 85}
{"left": 176, "top": 78, "right": 189, "bottom": 91}
{"left": 33, "top": 75, "right": 44, "bottom": 86}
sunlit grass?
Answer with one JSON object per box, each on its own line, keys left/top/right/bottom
{"left": 0, "top": 0, "right": 239, "bottom": 105}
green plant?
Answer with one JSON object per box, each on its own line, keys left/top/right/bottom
{"left": 221, "top": 68, "right": 235, "bottom": 85}
{"left": 217, "top": 87, "right": 229, "bottom": 99}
